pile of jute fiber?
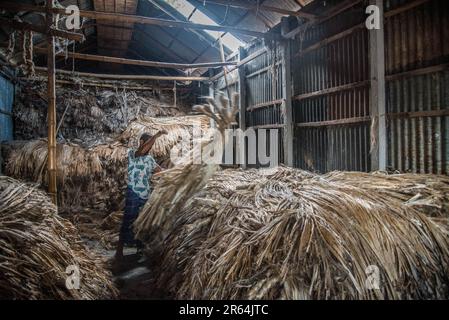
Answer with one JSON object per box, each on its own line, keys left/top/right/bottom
{"left": 137, "top": 166, "right": 449, "bottom": 300}
{"left": 0, "top": 176, "right": 117, "bottom": 299}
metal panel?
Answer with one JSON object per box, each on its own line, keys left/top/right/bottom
{"left": 385, "top": 0, "right": 449, "bottom": 174}
{"left": 291, "top": 1, "right": 370, "bottom": 173}
{"left": 244, "top": 40, "right": 285, "bottom": 167}
{"left": 211, "top": 39, "right": 285, "bottom": 167}
{"left": 0, "top": 75, "right": 14, "bottom": 142}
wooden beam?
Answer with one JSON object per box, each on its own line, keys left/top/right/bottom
{"left": 247, "top": 99, "right": 284, "bottom": 112}
{"left": 369, "top": 0, "right": 387, "bottom": 171}
{"left": 34, "top": 66, "right": 210, "bottom": 81}
{"left": 0, "top": 17, "right": 84, "bottom": 42}
{"left": 282, "top": 0, "right": 363, "bottom": 39}
{"left": 200, "top": 0, "right": 316, "bottom": 19}
{"left": 0, "top": 2, "right": 278, "bottom": 39}
{"left": 295, "top": 23, "right": 365, "bottom": 57}
{"left": 245, "top": 61, "right": 282, "bottom": 79}
{"left": 238, "top": 47, "right": 247, "bottom": 169}
{"left": 250, "top": 124, "right": 284, "bottom": 130}
{"left": 20, "top": 77, "right": 185, "bottom": 91}
{"left": 218, "top": 37, "right": 232, "bottom": 101}
{"left": 210, "top": 48, "right": 268, "bottom": 81}
{"left": 292, "top": 80, "right": 370, "bottom": 101}
{"left": 296, "top": 116, "right": 371, "bottom": 128}
{"left": 46, "top": 0, "right": 57, "bottom": 205}
{"left": 189, "top": 1, "right": 264, "bottom": 67}
{"left": 293, "top": 0, "right": 433, "bottom": 56}
{"left": 384, "top": 0, "right": 431, "bottom": 18}
{"left": 281, "top": 18, "right": 294, "bottom": 167}
{"left": 208, "top": 70, "right": 216, "bottom": 129}
{"left": 33, "top": 48, "right": 237, "bottom": 70}
{"left": 385, "top": 63, "right": 449, "bottom": 81}
{"left": 387, "top": 109, "right": 449, "bottom": 120}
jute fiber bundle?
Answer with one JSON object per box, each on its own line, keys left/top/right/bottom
{"left": 118, "top": 115, "right": 210, "bottom": 160}
{"left": 145, "top": 167, "right": 449, "bottom": 300}
{"left": 3, "top": 114, "right": 210, "bottom": 212}
{"left": 134, "top": 94, "right": 239, "bottom": 242}
{"left": 13, "top": 80, "right": 188, "bottom": 143}
{"left": 323, "top": 171, "right": 449, "bottom": 219}
{"left": 4, "top": 139, "right": 126, "bottom": 211}
{"left": 0, "top": 176, "right": 117, "bottom": 299}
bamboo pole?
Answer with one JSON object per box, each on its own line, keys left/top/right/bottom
{"left": 0, "top": 2, "right": 278, "bottom": 40}
{"left": 34, "top": 66, "right": 210, "bottom": 82}
{"left": 18, "top": 77, "right": 189, "bottom": 91}
{"left": 0, "top": 17, "right": 84, "bottom": 42}
{"left": 33, "top": 48, "right": 237, "bottom": 70}
{"left": 46, "top": 0, "right": 57, "bottom": 205}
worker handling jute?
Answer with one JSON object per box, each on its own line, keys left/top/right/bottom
{"left": 115, "top": 130, "right": 168, "bottom": 260}
{"left": 120, "top": 149, "right": 157, "bottom": 245}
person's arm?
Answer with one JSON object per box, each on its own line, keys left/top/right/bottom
{"left": 136, "top": 130, "right": 168, "bottom": 156}
{"left": 153, "top": 163, "right": 163, "bottom": 174}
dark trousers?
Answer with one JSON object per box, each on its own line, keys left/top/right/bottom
{"left": 120, "top": 187, "right": 147, "bottom": 246}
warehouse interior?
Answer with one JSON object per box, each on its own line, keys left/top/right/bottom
{"left": 0, "top": 0, "right": 449, "bottom": 300}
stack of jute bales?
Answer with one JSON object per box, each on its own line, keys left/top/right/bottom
{"left": 3, "top": 115, "right": 210, "bottom": 213}
{"left": 0, "top": 176, "right": 117, "bottom": 299}
{"left": 136, "top": 167, "right": 449, "bottom": 300}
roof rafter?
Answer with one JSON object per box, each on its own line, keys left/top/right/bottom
{"left": 0, "top": 1, "right": 279, "bottom": 39}
{"left": 199, "top": 0, "right": 315, "bottom": 20}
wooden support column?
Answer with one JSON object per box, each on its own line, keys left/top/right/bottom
{"left": 208, "top": 70, "right": 216, "bottom": 129}
{"left": 369, "top": 0, "right": 387, "bottom": 171}
{"left": 46, "top": 0, "right": 57, "bottom": 205}
{"left": 218, "top": 37, "right": 232, "bottom": 102}
{"left": 238, "top": 47, "right": 247, "bottom": 169}
{"left": 281, "top": 18, "right": 294, "bottom": 167}
{"left": 173, "top": 81, "right": 177, "bottom": 109}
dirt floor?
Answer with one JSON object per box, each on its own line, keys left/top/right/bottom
{"left": 114, "top": 255, "right": 165, "bottom": 299}
{"left": 83, "top": 238, "right": 164, "bottom": 299}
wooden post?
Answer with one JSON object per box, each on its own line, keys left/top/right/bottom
{"left": 369, "top": 0, "right": 387, "bottom": 171}
{"left": 46, "top": 0, "right": 57, "bottom": 205}
{"left": 208, "top": 70, "right": 216, "bottom": 129}
{"left": 281, "top": 18, "right": 294, "bottom": 167}
{"left": 238, "top": 47, "right": 247, "bottom": 169}
{"left": 218, "top": 37, "right": 232, "bottom": 102}
{"left": 173, "top": 81, "right": 177, "bottom": 109}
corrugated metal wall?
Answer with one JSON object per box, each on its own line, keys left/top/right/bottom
{"left": 208, "top": 0, "right": 449, "bottom": 174}
{"left": 0, "top": 75, "right": 14, "bottom": 142}
{"left": 385, "top": 0, "right": 449, "bottom": 174}
{"left": 211, "top": 40, "right": 285, "bottom": 167}
{"left": 291, "top": 1, "right": 370, "bottom": 173}
{"left": 244, "top": 41, "right": 285, "bottom": 167}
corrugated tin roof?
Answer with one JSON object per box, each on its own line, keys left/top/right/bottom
{"left": 0, "top": 0, "right": 317, "bottom": 76}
